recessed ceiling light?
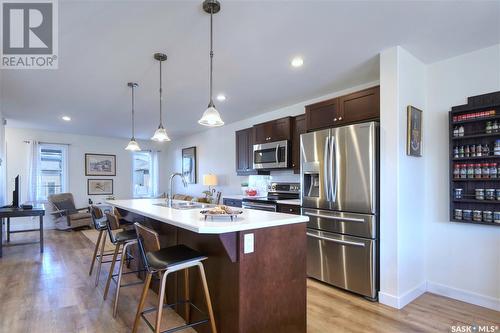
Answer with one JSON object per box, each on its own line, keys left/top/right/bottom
{"left": 216, "top": 94, "right": 226, "bottom": 102}
{"left": 62, "top": 116, "right": 71, "bottom": 121}
{"left": 291, "top": 56, "right": 304, "bottom": 68}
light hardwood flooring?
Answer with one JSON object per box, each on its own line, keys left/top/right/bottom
{"left": 0, "top": 230, "right": 498, "bottom": 333}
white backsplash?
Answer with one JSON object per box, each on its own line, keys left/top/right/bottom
{"left": 247, "top": 170, "right": 300, "bottom": 196}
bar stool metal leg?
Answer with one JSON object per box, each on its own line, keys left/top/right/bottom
{"left": 133, "top": 272, "right": 153, "bottom": 333}
{"left": 184, "top": 268, "right": 190, "bottom": 323}
{"left": 198, "top": 263, "right": 217, "bottom": 333}
{"left": 89, "top": 229, "right": 104, "bottom": 276}
{"left": 95, "top": 233, "right": 107, "bottom": 286}
{"left": 104, "top": 242, "right": 121, "bottom": 300}
{"left": 113, "top": 240, "right": 138, "bottom": 317}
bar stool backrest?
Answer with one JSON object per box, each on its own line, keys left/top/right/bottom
{"left": 105, "top": 212, "right": 121, "bottom": 244}
{"left": 134, "top": 223, "right": 161, "bottom": 272}
{"left": 89, "top": 205, "right": 104, "bottom": 229}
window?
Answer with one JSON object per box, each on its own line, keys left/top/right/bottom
{"left": 38, "top": 144, "right": 68, "bottom": 200}
{"left": 132, "top": 151, "right": 158, "bottom": 198}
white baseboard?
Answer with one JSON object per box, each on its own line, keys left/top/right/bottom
{"left": 379, "top": 281, "right": 427, "bottom": 309}
{"left": 427, "top": 281, "right": 500, "bottom": 311}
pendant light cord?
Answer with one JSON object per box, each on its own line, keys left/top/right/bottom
{"left": 159, "top": 59, "right": 163, "bottom": 125}
{"left": 131, "top": 85, "right": 136, "bottom": 139}
{"left": 209, "top": 8, "right": 214, "bottom": 105}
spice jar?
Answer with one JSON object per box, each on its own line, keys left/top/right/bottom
{"left": 467, "top": 164, "right": 474, "bottom": 179}
{"left": 453, "top": 146, "right": 459, "bottom": 158}
{"left": 486, "top": 121, "right": 493, "bottom": 133}
{"left": 459, "top": 145, "right": 465, "bottom": 158}
{"left": 496, "top": 189, "right": 500, "bottom": 201}
{"left": 454, "top": 188, "right": 463, "bottom": 199}
{"left": 476, "top": 144, "right": 482, "bottom": 156}
{"left": 493, "top": 121, "right": 499, "bottom": 133}
{"left": 483, "top": 144, "right": 490, "bottom": 156}
{"left": 495, "top": 140, "right": 500, "bottom": 155}
{"left": 463, "top": 210, "right": 472, "bottom": 221}
{"left": 483, "top": 211, "right": 493, "bottom": 223}
{"left": 458, "top": 125, "right": 465, "bottom": 137}
{"left": 465, "top": 145, "right": 470, "bottom": 157}
{"left": 486, "top": 189, "right": 495, "bottom": 200}
{"left": 453, "top": 126, "right": 459, "bottom": 137}
{"left": 482, "top": 163, "right": 490, "bottom": 178}
{"left": 460, "top": 164, "right": 467, "bottom": 179}
{"left": 490, "top": 163, "right": 497, "bottom": 178}
{"left": 453, "top": 164, "right": 460, "bottom": 178}
{"left": 474, "top": 163, "right": 482, "bottom": 178}
{"left": 475, "top": 188, "right": 485, "bottom": 200}
{"left": 454, "top": 209, "right": 463, "bottom": 220}
{"left": 473, "top": 210, "right": 483, "bottom": 222}
{"left": 494, "top": 212, "right": 500, "bottom": 224}
{"left": 470, "top": 144, "right": 476, "bottom": 157}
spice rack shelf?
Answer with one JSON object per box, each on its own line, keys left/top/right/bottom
{"left": 449, "top": 91, "right": 500, "bottom": 227}
{"left": 450, "top": 219, "right": 500, "bottom": 227}
{"left": 452, "top": 178, "right": 500, "bottom": 182}
{"left": 452, "top": 156, "right": 500, "bottom": 161}
{"left": 451, "top": 133, "right": 500, "bottom": 140}
{"left": 453, "top": 199, "right": 500, "bottom": 204}
{"left": 451, "top": 115, "right": 500, "bottom": 125}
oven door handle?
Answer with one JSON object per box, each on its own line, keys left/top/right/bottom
{"left": 306, "top": 232, "right": 365, "bottom": 247}
{"left": 243, "top": 203, "right": 277, "bottom": 212}
{"left": 303, "top": 212, "right": 365, "bottom": 223}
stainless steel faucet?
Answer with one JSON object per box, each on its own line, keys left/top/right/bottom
{"left": 168, "top": 172, "right": 188, "bottom": 207}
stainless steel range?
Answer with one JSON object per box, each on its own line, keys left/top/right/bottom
{"left": 242, "top": 182, "right": 300, "bottom": 212}
{"left": 301, "top": 121, "right": 379, "bottom": 300}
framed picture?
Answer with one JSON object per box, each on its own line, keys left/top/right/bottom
{"left": 85, "top": 153, "right": 116, "bottom": 176}
{"left": 87, "top": 179, "right": 114, "bottom": 195}
{"left": 407, "top": 106, "right": 423, "bottom": 157}
{"left": 182, "top": 146, "right": 197, "bottom": 184}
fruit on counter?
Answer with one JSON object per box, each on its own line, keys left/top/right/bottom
{"left": 245, "top": 189, "right": 257, "bottom": 196}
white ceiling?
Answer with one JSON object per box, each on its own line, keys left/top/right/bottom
{"left": 2, "top": 1, "right": 499, "bottom": 139}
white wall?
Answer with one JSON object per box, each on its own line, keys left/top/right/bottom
{"left": 164, "top": 81, "right": 380, "bottom": 197}
{"left": 424, "top": 44, "right": 500, "bottom": 310}
{"left": 379, "top": 46, "right": 427, "bottom": 308}
{"left": 5, "top": 127, "right": 167, "bottom": 210}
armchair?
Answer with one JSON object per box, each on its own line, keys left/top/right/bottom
{"left": 48, "top": 193, "right": 92, "bottom": 230}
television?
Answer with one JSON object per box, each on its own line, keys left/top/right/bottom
{"left": 12, "top": 175, "right": 19, "bottom": 208}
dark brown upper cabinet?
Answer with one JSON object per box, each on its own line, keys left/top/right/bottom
{"left": 339, "top": 86, "right": 380, "bottom": 124}
{"left": 305, "top": 86, "right": 380, "bottom": 131}
{"left": 235, "top": 127, "right": 269, "bottom": 176}
{"left": 253, "top": 117, "right": 292, "bottom": 144}
{"left": 291, "top": 114, "right": 306, "bottom": 174}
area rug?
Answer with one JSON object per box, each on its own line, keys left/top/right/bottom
{"left": 80, "top": 229, "right": 115, "bottom": 252}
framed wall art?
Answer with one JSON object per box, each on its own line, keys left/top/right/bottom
{"left": 87, "top": 179, "right": 114, "bottom": 195}
{"left": 85, "top": 153, "right": 116, "bottom": 176}
{"left": 407, "top": 106, "right": 423, "bottom": 157}
{"left": 182, "top": 146, "right": 197, "bottom": 184}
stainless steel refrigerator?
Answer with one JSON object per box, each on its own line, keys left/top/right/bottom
{"left": 300, "top": 121, "right": 378, "bottom": 300}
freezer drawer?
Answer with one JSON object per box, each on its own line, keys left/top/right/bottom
{"left": 302, "top": 208, "right": 376, "bottom": 239}
{"left": 307, "top": 229, "right": 377, "bottom": 299}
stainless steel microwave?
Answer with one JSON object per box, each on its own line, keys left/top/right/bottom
{"left": 253, "top": 140, "right": 289, "bottom": 169}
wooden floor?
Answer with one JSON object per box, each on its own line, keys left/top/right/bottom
{"left": 0, "top": 230, "right": 498, "bottom": 333}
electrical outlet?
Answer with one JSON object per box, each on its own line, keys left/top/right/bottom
{"left": 243, "top": 233, "right": 254, "bottom": 254}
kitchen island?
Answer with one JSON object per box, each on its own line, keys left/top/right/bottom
{"left": 107, "top": 199, "right": 309, "bottom": 333}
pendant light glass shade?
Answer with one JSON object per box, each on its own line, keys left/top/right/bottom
{"left": 151, "top": 125, "right": 171, "bottom": 142}
{"left": 125, "top": 82, "right": 141, "bottom": 151}
{"left": 125, "top": 138, "right": 141, "bottom": 151}
{"left": 198, "top": 101, "right": 224, "bottom": 127}
{"left": 151, "top": 53, "right": 171, "bottom": 142}
{"left": 199, "top": 0, "right": 224, "bottom": 127}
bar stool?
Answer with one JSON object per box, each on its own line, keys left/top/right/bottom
{"left": 132, "top": 223, "right": 217, "bottom": 333}
{"left": 103, "top": 213, "right": 144, "bottom": 317}
{"left": 88, "top": 205, "right": 117, "bottom": 287}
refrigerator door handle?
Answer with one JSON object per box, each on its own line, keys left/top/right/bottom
{"left": 324, "top": 136, "right": 331, "bottom": 202}
{"left": 330, "top": 135, "right": 336, "bottom": 203}
{"left": 306, "top": 232, "right": 366, "bottom": 247}
{"left": 304, "top": 211, "right": 366, "bottom": 223}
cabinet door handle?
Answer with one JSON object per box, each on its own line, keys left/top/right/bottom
{"left": 333, "top": 118, "right": 337, "bottom": 121}
{"left": 338, "top": 116, "right": 343, "bottom": 120}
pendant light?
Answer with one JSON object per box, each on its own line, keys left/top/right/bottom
{"left": 151, "top": 52, "right": 171, "bottom": 142}
{"left": 198, "top": 0, "right": 224, "bottom": 127}
{"left": 125, "top": 82, "right": 141, "bottom": 151}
